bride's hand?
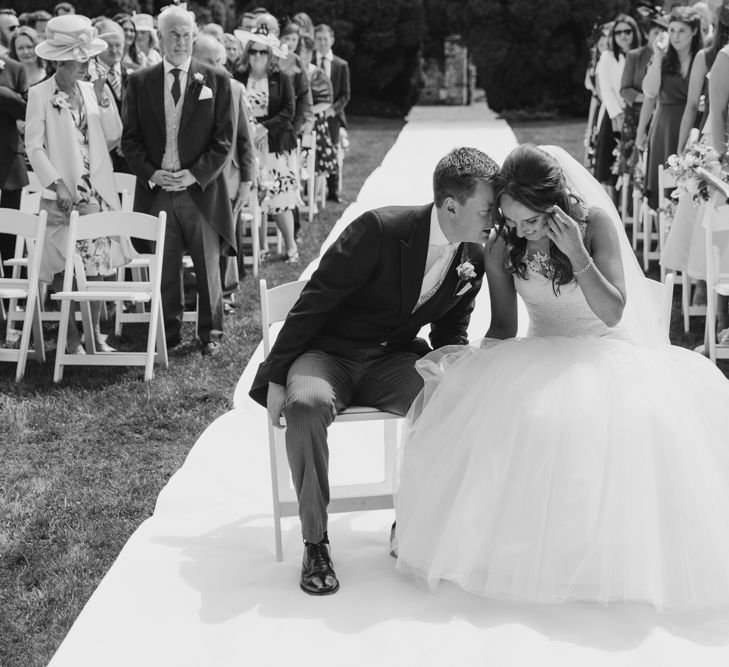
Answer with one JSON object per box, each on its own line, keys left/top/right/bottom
{"left": 546, "top": 204, "right": 588, "bottom": 264}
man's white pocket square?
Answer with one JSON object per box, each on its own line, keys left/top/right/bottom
{"left": 198, "top": 85, "right": 213, "bottom": 100}
{"left": 455, "top": 282, "right": 472, "bottom": 296}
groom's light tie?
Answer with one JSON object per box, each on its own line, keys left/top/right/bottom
{"left": 413, "top": 242, "right": 458, "bottom": 312}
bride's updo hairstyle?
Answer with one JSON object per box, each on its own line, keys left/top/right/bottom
{"left": 494, "top": 144, "right": 585, "bottom": 292}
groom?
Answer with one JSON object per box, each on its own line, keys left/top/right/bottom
{"left": 250, "top": 147, "right": 499, "bottom": 595}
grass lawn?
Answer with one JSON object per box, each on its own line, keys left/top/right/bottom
{"left": 0, "top": 116, "right": 404, "bottom": 667}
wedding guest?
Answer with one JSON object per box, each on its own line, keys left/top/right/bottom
{"left": 192, "top": 34, "right": 254, "bottom": 298}
{"left": 54, "top": 3, "right": 75, "bottom": 16}
{"left": 298, "top": 34, "right": 337, "bottom": 180}
{"left": 122, "top": 6, "right": 235, "bottom": 356}
{"left": 0, "top": 9, "right": 20, "bottom": 57}
{"left": 584, "top": 22, "right": 611, "bottom": 173}
{"left": 27, "top": 11, "right": 52, "bottom": 39}
{"left": 594, "top": 14, "right": 642, "bottom": 199}
{"left": 0, "top": 45, "right": 28, "bottom": 264}
{"left": 249, "top": 146, "right": 497, "bottom": 596}
{"left": 234, "top": 27, "right": 299, "bottom": 263}
{"left": 94, "top": 18, "right": 130, "bottom": 172}
{"left": 643, "top": 6, "right": 703, "bottom": 209}
{"left": 26, "top": 15, "right": 132, "bottom": 353}
{"left": 695, "top": 1, "right": 715, "bottom": 43}
{"left": 201, "top": 23, "right": 224, "bottom": 44}
{"left": 130, "top": 14, "right": 161, "bottom": 68}
{"left": 677, "top": 4, "right": 729, "bottom": 151}
{"left": 223, "top": 33, "right": 242, "bottom": 73}
{"left": 279, "top": 20, "right": 313, "bottom": 137}
{"left": 314, "top": 24, "right": 349, "bottom": 202}
{"left": 239, "top": 12, "right": 257, "bottom": 32}
{"left": 619, "top": 15, "right": 665, "bottom": 178}
{"left": 9, "top": 27, "right": 48, "bottom": 86}
{"left": 292, "top": 12, "right": 315, "bottom": 40}
{"left": 115, "top": 14, "right": 137, "bottom": 71}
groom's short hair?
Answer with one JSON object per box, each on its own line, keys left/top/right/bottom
{"left": 433, "top": 147, "right": 499, "bottom": 207}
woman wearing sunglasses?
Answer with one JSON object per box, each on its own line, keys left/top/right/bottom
{"left": 234, "top": 27, "right": 299, "bottom": 264}
{"left": 593, "top": 14, "right": 643, "bottom": 200}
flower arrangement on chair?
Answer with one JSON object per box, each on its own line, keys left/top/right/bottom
{"left": 666, "top": 143, "right": 723, "bottom": 205}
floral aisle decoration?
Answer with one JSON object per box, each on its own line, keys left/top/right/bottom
{"left": 666, "top": 143, "right": 723, "bottom": 205}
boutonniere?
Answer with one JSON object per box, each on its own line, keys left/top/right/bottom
{"left": 0, "top": 59, "right": 5, "bottom": 72}
{"left": 453, "top": 248, "right": 477, "bottom": 297}
{"left": 193, "top": 72, "right": 205, "bottom": 85}
{"left": 125, "top": 68, "right": 134, "bottom": 77}
{"left": 51, "top": 90, "right": 70, "bottom": 112}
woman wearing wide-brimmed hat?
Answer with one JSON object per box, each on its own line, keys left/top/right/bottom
{"left": 130, "top": 13, "right": 161, "bottom": 69}
{"left": 25, "top": 14, "right": 134, "bottom": 353}
{"left": 234, "top": 26, "right": 300, "bottom": 263}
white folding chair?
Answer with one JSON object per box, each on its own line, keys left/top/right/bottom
{"left": 645, "top": 273, "right": 675, "bottom": 338}
{"left": 52, "top": 210, "right": 168, "bottom": 382}
{"left": 700, "top": 190, "right": 729, "bottom": 364}
{"left": 113, "top": 172, "right": 137, "bottom": 212}
{"left": 260, "top": 278, "right": 400, "bottom": 561}
{"left": 240, "top": 193, "right": 262, "bottom": 278}
{"left": 619, "top": 173, "right": 632, "bottom": 228}
{"left": 631, "top": 152, "right": 646, "bottom": 252}
{"left": 0, "top": 209, "right": 47, "bottom": 380}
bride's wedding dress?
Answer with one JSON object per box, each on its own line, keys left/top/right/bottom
{"left": 394, "top": 148, "right": 729, "bottom": 612}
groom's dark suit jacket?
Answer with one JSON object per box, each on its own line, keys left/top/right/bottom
{"left": 250, "top": 203, "right": 485, "bottom": 406}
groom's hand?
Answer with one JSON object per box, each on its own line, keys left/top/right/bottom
{"left": 267, "top": 382, "right": 287, "bottom": 429}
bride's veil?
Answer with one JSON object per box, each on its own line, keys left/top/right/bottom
{"left": 540, "top": 145, "right": 670, "bottom": 347}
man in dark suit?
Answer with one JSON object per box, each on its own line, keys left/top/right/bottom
{"left": 314, "top": 23, "right": 349, "bottom": 202}
{"left": 0, "top": 53, "right": 28, "bottom": 264}
{"left": 122, "top": 6, "right": 234, "bottom": 356}
{"left": 250, "top": 147, "right": 499, "bottom": 595}
{"left": 96, "top": 18, "right": 131, "bottom": 173}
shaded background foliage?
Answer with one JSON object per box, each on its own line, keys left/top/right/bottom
{"left": 5, "top": 0, "right": 640, "bottom": 115}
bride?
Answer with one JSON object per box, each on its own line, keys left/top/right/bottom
{"left": 394, "top": 144, "right": 729, "bottom": 612}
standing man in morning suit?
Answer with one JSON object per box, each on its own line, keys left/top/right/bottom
{"left": 249, "top": 147, "right": 499, "bottom": 595}
{"left": 122, "top": 6, "right": 234, "bottom": 357}
{"left": 314, "top": 23, "right": 349, "bottom": 202}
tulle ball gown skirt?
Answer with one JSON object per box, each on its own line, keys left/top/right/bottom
{"left": 395, "top": 337, "right": 729, "bottom": 612}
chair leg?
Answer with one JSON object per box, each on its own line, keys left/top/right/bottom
{"left": 53, "top": 299, "right": 71, "bottom": 383}
{"left": 681, "top": 272, "right": 691, "bottom": 333}
{"left": 155, "top": 300, "right": 169, "bottom": 370}
{"left": 707, "top": 291, "right": 717, "bottom": 363}
{"left": 31, "top": 293, "right": 45, "bottom": 363}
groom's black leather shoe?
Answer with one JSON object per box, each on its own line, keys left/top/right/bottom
{"left": 300, "top": 539, "right": 339, "bottom": 595}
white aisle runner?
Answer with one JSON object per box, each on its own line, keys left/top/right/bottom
{"left": 50, "top": 105, "right": 729, "bottom": 667}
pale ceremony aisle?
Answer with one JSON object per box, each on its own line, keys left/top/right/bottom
{"left": 49, "top": 104, "right": 729, "bottom": 667}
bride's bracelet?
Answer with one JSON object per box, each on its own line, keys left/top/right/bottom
{"left": 573, "top": 257, "right": 594, "bottom": 276}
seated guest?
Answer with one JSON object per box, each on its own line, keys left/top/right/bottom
{"left": 9, "top": 26, "right": 48, "bottom": 86}
{"left": 0, "top": 43, "right": 28, "bottom": 265}
{"left": 54, "top": 3, "right": 75, "bottom": 16}
{"left": 192, "top": 34, "right": 254, "bottom": 300}
{"left": 239, "top": 12, "right": 257, "bottom": 32}
{"left": 0, "top": 9, "right": 20, "bottom": 57}
{"left": 122, "top": 6, "right": 235, "bottom": 357}
{"left": 26, "top": 15, "right": 133, "bottom": 353}
{"left": 314, "top": 23, "right": 350, "bottom": 202}
{"left": 234, "top": 26, "right": 299, "bottom": 263}
{"left": 292, "top": 12, "right": 315, "bottom": 40}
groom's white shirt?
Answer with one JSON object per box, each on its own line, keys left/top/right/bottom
{"left": 419, "top": 206, "right": 459, "bottom": 300}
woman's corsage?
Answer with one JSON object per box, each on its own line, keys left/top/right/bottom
{"left": 51, "top": 90, "right": 70, "bottom": 112}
